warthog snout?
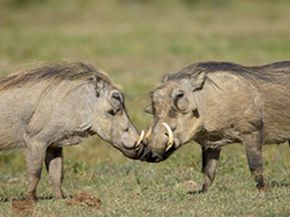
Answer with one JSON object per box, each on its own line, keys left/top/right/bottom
{"left": 119, "top": 130, "right": 147, "bottom": 160}
{"left": 138, "top": 123, "right": 178, "bottom": 162}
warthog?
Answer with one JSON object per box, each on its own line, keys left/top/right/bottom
{"left": 0, "top": 61, "right": 145, "bottom": 199}
{"left": 141, "top": 61, "right": 290, "bottom": 192}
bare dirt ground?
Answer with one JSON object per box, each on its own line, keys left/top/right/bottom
{"left": 66, "top": 191, "right": 101, "bottom": 209}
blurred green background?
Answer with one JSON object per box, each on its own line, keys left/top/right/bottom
{"left": 0, "top": 0, "right": 290, "bottom": 216}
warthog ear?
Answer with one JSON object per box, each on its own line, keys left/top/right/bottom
{"left": 191, "top": 71, "right": 207, "bottom": 91}
{"left": 144, "top": 105, "right": 153, "bottom": 114}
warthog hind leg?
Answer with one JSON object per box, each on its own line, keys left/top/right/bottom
{"left": 242, "top": 131, "right": 265, "bottom": 190}
{"left": 45, "top": 147, "right": 64, "bottom": 199}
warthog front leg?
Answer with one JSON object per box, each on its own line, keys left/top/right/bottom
{"left": 201, "top": 147, "right": 221, "bottom": 193}
{"left": 45, "top": 147, "right": 64, "bottom": 199}
{"left": 241, "top": 131, "right": 265, "bottom": 190}
{"left": 25, "top": 141, "right": 47, "bottom": 200}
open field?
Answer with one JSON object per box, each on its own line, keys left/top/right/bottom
{"left": 0, "top": 0, "right": 290, "bottom": 216}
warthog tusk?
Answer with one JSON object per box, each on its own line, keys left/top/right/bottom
{"left": 135, "top": 130, "right": 145, "bottom": 149}
{"left": 162, "top": 122, "right": 174, "bottom": 151}
{"left": 165, "top": 142, "right": 174, "bottom": 152}
{"left": 145, "top": 127, "right": 152, "bottom": 139}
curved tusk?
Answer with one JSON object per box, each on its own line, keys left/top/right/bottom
{"left": 165, "top": 143, "right": 174, "bottom": 152}
{"left": 162, "top": 122, "right": 174, "bottom": 151}
{"left": 135, "top": 130, "right": 145, "bottom": 149}
{"left": 144, "top": 127, "right": 152, "bottom": 139}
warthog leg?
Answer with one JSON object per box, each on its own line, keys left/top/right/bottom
{"left": 45, "top": 147, "right": 64, "bottom": 199}
{"left": 201, "top": 148, "right": 221, "bottom": 193}
{"left": 25, "top": 141, "right": 47, "bottom": 200}
{"left": 242, "top": 131, "right": 265, "bottom": 190}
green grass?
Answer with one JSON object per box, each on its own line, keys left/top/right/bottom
{"left": 0, "top": 0, "right": 290, "bottom": 216}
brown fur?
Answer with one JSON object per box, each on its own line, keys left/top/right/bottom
{"left": 0, "top": 61, "right": 144, "bottom": 200}
{"left": 143, "top": 60, "right": 290, "bottom": 192}
{"left": 166, "top": 60, "right": 290, "bottom": 82}
{"left": 0, "top": 61, "right": 112, "bottom": 91}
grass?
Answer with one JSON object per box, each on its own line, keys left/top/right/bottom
{"left": 0, "top": 0, "right": 290, "bottom": 216}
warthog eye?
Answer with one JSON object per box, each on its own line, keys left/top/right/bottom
{"left": 173, "top": 89, "right": 189, "bottom": 112}
{"left": 108, "top": 108, "right": 120, "bottom": 116}
{"left": 96, "top": 90, "right": 100, "bottom": 98}
{"left": 111, "top": 91, "right": 124, "bottom": 105}
{"left": 112, "top": 92, "right": 122, "bottom": 101}
{"left": 192, "top": 109, "right": 199, "bottom": 118}
{"left": 108, "top": 90, "right": 124, "bottom": 116}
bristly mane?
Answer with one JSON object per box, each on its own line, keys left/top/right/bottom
{"left": 165, "top": 61, "right": 290, "bottom": 83}
{"left": 0, "top": 61, "right": 112, "bottom": 91}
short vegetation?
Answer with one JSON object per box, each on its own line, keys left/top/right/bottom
{"left": 0, "top": 0, "right": 289, "bottom": 216}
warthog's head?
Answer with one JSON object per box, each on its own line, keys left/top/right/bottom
{"left": 90, "top": 76, "right": 147, "bottom": 160}
{"left": 141, "top": 70, "right": 205, "bottom": 162}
